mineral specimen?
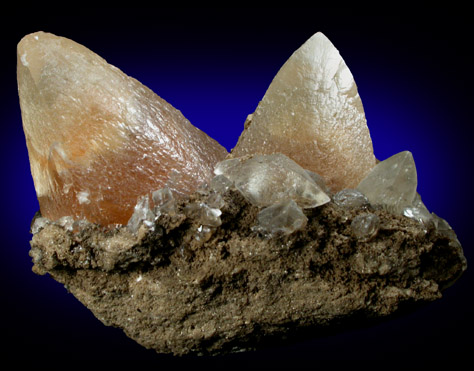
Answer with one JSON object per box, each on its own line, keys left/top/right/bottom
{"left": 214, "top": 153, "right": 330, "bottom": 208}
{"left": 127, "top": 195, "right": 155, "bottom": 233}
{"left": 257, "top": 199, "right": 308, "bottom": 235}
{"left": 351, "top": 213, "right": 380, "bottom": 239}
{"left": 19, "top": 31, "right": 467, "bottom": 357}
{"left": 333, "top": 188, "right": 369, "bottom": 208}
{"left": 17, "top": 31, "right": 228, "bottom": 226}
{"left": 357, "top": 151, "right": 417, "bottom": 214}
{"left": 231, "top": 32, "right": 376, "bottom": 191}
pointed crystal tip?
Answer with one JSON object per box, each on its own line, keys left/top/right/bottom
{"left": 231, "top": 31, "right": 376, "bottom": 191}
{"left": 18, "top": 31, "right": 227, "bottom": 226}
{"left": 357, "top": 151, "right": 417, "bottom": 214}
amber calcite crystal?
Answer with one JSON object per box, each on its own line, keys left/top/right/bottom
{"left": 17, "top": 32, "right": 228, "bottom": 226}
{"left": 232, "top": 32, "right": 376, "bottom": 191}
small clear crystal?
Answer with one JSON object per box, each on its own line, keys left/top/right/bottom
{"left": 185, "top": 202, "right": 222, "bottom": 227}
{"left": 357, "top": 151, "right": 417, "bottom": 214}
{"left": 152, "top": 187, "right": 176, "bottom": 215}
{"left": 127, "top": 195, "right": 155, "bottom": 233}
{"left": 196, "top": 225, "right": 213, "bottom": 242}
{"left": 206, "top": 192, "right": 226, "bottom": 209}
{"left": 257, "top": 199, "right": 308, "bottom": 235}
{"left": 214, "top": 153, "right": 330, "bottom": 208}
{"left": 351, "top": 213, "right": 380, "bottom": 239}
{"left": 403, "top": 206, "right": 433, "bottom": 229}
{"left": 305, "top": 170, "right": 331, "bottom": 195}
{"left": 31, "top": 216, "right": 50, "bottom": 234}
{"left": 210, "top": 174, "right": 233, "bottom": 194}
{"left": 333, "top": 189, "right": 369, "bottom": 208}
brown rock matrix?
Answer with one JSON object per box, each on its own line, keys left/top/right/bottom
{"left": 17, "top": 32, "right": 228, "bottom": 226}
{"left": 29, "top": 188, "right": 466, "bottom": 355}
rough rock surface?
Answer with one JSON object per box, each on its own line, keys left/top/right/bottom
{"left": 29, "top": 187, "right": 466, "bottom": 356}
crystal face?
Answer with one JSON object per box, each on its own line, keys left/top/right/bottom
{"left": 214, "top": 153, "right": 330, "bottom": 208}
{"left": 231, "top": 32, "right": 376, "bottom": 191}
{"left": 351, "top": 213, "right": 380, "bottom": 239}
{"left": 357, "top": 151, "right": 417, "bottom": 214}
{"left": 17, "top": 31, "right": 228, "bottom": 226}
{"left": 257, "top": 199, "right": 308, "bottom": 235}
{"left": 333, "top": 189, "right": 369, "bottom": 208}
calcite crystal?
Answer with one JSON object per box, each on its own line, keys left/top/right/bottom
{"left": 357, "top": 151, "right": 417, "bottom": 214}
{"left": 257, "top": 199, "right": 308, "bottom": 235}
{"left": 20, "top": 31, "right": 467, "bottom": 356}
{"left": 214, "top": 153, "right": 330, "bottom": 208}
{"left": 17, "top": 31, "right": 228, "bottom": 226}
{"left": 231, "top": 32, "right": 376, "bottom": 191}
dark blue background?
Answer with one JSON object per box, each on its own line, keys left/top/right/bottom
{"left": 1, "top": 8, "right": 472, "bottom": 364}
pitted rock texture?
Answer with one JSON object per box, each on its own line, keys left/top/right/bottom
{"left": 30, "top": 189, "right": 466, "bottom": 356}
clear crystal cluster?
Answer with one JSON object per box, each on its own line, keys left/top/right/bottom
{"left": 214, "top": 153, "right": 330, "bottom": 235}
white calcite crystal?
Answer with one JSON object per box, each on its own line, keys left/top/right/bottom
{"left": 231, "top": 32, "right": 376, "bottom": 191}
{"left": 127, "top": 195, "right": 155, "bottom": 233}
{"left": 257, "top": 199, "right": 308, "bottom": 235}
{"left": 210, "top": 174, "right": 233, "bottom": 194}
{"left": 333, "top": 189, "right": 369, "bottom": 208}
{"left": 351, "top": 213, "right": 380, "bottom": 239}
{"left": 57, "top": 216, "right": 75, "bottom": 231}
{"left": 214, "top": 153, "right": 330, "bottom": 209}
{"left": 357, "top": 151, "right": 417, "bottom": 214}
{"left": 185, "top": 202, "right": 222, "bottom": 228}
{"left": 152, "top": 187, "right": 176, "bottom": 216}
{"left": 31, "top": 215, "right": 50, "bottom": 234}
{"left": 403, "top": 207, "right": 433, "bottom": 230}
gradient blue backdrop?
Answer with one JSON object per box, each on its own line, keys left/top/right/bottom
{"left": 1, "top": 9, "right": 472, "bottom": 364}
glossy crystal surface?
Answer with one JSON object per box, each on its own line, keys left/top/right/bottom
{"left": 357, "top": 151, "right": 417, "bottom": 214}
{"left": 17, "top": 32, "right": 228, "bottom": 226}
{"left": 257, "top": 199, "right": 308, "bottom": 235}
{"left": 231, "top": 32, "right": 376, "bottom": 191}
{"left": 214, "top": 153, "right": 330, "bottom": 208}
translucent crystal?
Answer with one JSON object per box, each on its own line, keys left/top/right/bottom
{"left": 357, "top": 151, "right": 417, "bottom": 214}
{"left": 185, "top": 202, "right": 222, "bottom": 227}
{"left": 257, "top": 199, "right": 308, "bottom": 235}
{"left": 231, "top": 32, "right": 376, "bottom": 191}
{"left": 403, "top": 207, "right": 433, "bottom": 229}
{"left": 210, "top": 174, "right": 233, "bottom": 194}
{"left": 305, "top": 170, "right": 331, "bottom": 195}
{"left": 402, "top": 193, "right": 433, "bottom": 229}
{"left": 31, "top": 216, "right": 50, "bottom": 234}
{"left": 195, "top": 225, "right": 213, "bottom": 242}
{"left": 214, "top": 153, "right": 330, "bottom": 208}
{"left": 17, "top": 32, "right": 227, "bottom": 226}
{"left": 152, "top": 187, "right": 176, "bottom": 215}
{"left": 351, "top": 213, "right": 380, "bottom": 239}
{"left": 333, "top": 189, "right": 369, "bottom": 208}
{"left": 206, "top": 192, "right": 226, "bottom": 209}
{"left": 127, "top": 195, "right": 155, "bottom": 233}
